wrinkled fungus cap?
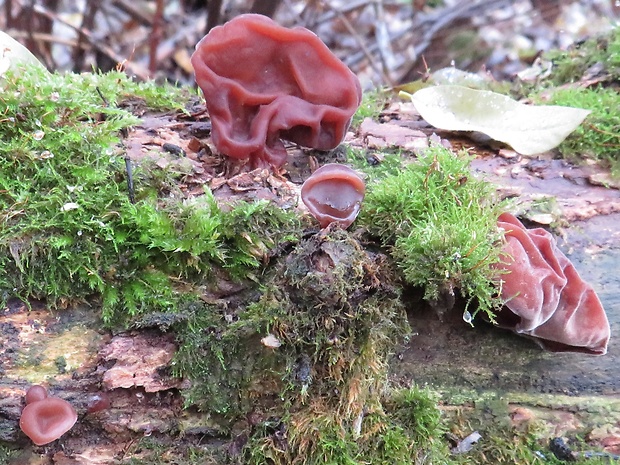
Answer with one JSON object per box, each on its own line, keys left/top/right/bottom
{"left": 191, "top": 14, "right": 362, "bottom": 168}
{"left": 20, "top": 386, "right": 78, "bottom": 446}
{"left": 301, "top": 163, "right": 365, "bottom": 229}
{"left": 493, "top": 212, "right": 610, "bottom": 355}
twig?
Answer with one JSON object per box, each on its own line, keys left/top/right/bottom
{"left": 125, "top": 156, "right": 135, "bottom": 204}
{"left": 306, "top": 0, "right": 402, "bottom": 29}
{"left": 149, "top": 0, "right": 165, "bottom": 76}
{"left": 73, "top": 1, "right": 99, "bottom": 72}
{"left": 5, "top": 30, "right": 90, "bottom": 49}
{"left": 95, "top": 87, "right": 110, "bottom": 107}
{"left": 4, "top": 0, "right": 13, "bottom": 29}
{"left": 23, "top": 1, "right": 53, "bottom": 68}
{"left": 329, "top": 3, "right": 393, "bottom": 86}
{"left": 111, "top": 0, "right": 154, "bottom": 26}
{"left": 373, "top": 0, "right": 396, "bottom": 84}
{"left": 31, "top": 2, "right": 150, "bottom": 79}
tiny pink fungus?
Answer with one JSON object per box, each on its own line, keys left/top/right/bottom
{"left": 494, "top": 212, "right": 610, "bottom": 354}
{"left": 86, "top": 392, "right": 111, "bottom": 414}
{"left": 191, "top": 14, "right": 362, "bottom": 168}
{"left": 25, "top": 385, "right": 48, "bottom": 405}
{"left": 301, "top": 163, "right": 365, "bottom": 229}
{"left": 20, "top": 385, "right": 78, "bottom": 446}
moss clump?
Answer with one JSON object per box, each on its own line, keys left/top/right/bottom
{"left": 542, "top": 87, "right": 620, "bottom": 174}
{"left": 174, "top": 228, "right": 428, "bottom": 464}
{"left": 174, "top": 228, "right": 407, "bottom": 410}
{"left": 387, "top": 385, "right": 445, "bottom": 449}
{"left": 0, "top": 67, "right": 301, "bottom": 325}
{"left": 246, "top": 388, "right": 453, "bottom": 465}
{"left": 543, "top": 27, "right": 620, "bottom": 87}
{"left": 351, "top": 89, "right": 389, "bottom": 128}
{"left": 0, "top": 443, "right": 19, "bottom": 465}
{"left": 242, "top": 228, "right": 408, "bottom": 404}
{"left": 358, "top": 145, "right": 504, "bottom": 320}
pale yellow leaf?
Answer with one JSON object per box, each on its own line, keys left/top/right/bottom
{"left": 408, "top": 85, "right": 590, "bottom": 155}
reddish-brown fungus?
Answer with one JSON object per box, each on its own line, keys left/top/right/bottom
{"left": 25, "top": 385, "right": 47, "bottom": 405}
{"left": 301, "top": 163, "right": 365, "bottom": 229}
{"left": 86, "top": 392, "right": 111, "bottom": 414}
{"left": 494, "top": 212, "right": 610, "bottom": 354}
{"left": 20, "top": 385, "right": 78, "bottom": 446}
{"left": 191, "top": 14, "right": 361, "bottom": 168}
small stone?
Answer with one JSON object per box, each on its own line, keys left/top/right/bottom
{"left": 261, "top": 334, "right": 281, "bottom": 348}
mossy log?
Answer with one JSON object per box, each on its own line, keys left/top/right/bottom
{"left": 1, "top": 225, "right": 618, "bottom": 463}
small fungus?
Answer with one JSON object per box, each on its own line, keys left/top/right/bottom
{"left": 191, "top": 14, "right": 362, "bottom": 168}
{"left": 24, "top": 385, "right": 48, "bottom": 405}
{"left": 86, "top": 392, "right": 111, "bottom": 414}
{"left": 494, "top": 212, "right": 610, "bottom": 354}
{"left": 301, "top": 163, "right": 365, "bottom": 229}
{"left": 20, "top": 385, "right": 78, "bottom": 446}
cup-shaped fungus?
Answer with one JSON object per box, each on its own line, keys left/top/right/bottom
{"left": 24, "top": 384, "right": 48, "bottom": 404}
{"left": 191, "top": 14, "right": 362, "bottom": 168}
{"left": 493, "top": 212, "right": 610, "bottom": 354}
{"left": 20, "top": 385, "right": 78, "bottom": 446}
{"left": 301, "top": 163, "right": 365, "bottom": 229}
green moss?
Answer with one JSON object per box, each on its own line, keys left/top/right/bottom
{"left": 358, "top": 145, "right": 505, "bottom": 320}
{"left": 0, "top": 443, "right": 18, "bottom": 465}
{"left": 0, "top": 66, "right": 301, "bottom": 326}
{"left": 244, "top": 385, "right": 454, "bottom": 465}
{"left": 345, "top": 146, "right": 405, "bottom": 180}
{"left": 122, "top": 436, "right": 225, "bottom": 464}
{"left": 351, "top": 89, "right": 388, "bottom": 128}
{"left": 437, "top": 390, "right": 620, "bottom": 465}
{"left": 387, "top": 385, "right": 445, "bottom": 449}
{"left": 541, "top": 87, "right": 620, "bottom": 173}
{"left": 543, "top": 27, "right": 620, "bottom": 86}
{"left": 174, "top": 229, "right": 408, "bottom": 417}
{"left": 447, "top": 408, "right": 617, "bottom": 465}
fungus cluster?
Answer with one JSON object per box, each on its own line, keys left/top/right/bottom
{"left": 494, "top": 212, "right": 610, "bottom": 355}
{"left": 20, "top": 385, "right": 77, "bottom": 446}
{"left": 191, "top": 14, "right": 361, "bottom": 168}
{"left": 301, "top": 163, "right": 365, "bottom": 229}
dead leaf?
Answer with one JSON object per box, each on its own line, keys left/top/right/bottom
{"left": 405, "top": 85, "right": 590, "bottom": 155}
{"left": 0, "top": 30, "right": 46, "bottom": 78}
